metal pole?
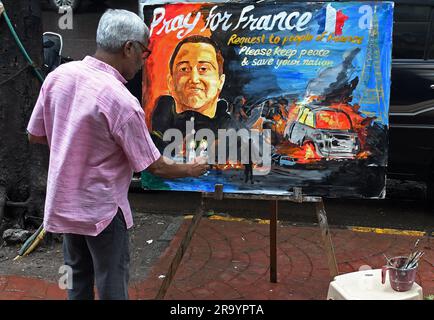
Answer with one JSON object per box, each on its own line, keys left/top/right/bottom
{"left": 315, "top": 199, "right": 339, "bottom": 279}
{"left": 270, "top": 199, "right": 278, "bottom": 283}
{"left": 155, "top": 196, "right": 205, "bottom": 299}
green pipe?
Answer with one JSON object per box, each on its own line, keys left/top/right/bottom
{"left": 1, "top": 3, "right": 45, "bottom": 83}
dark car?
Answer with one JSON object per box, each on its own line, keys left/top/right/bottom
{"left": 388, "top": 0, "right": 434, "bottom": 199}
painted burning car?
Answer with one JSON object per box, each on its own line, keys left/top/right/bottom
{"left": 284, "top": 105, "right": 360, "bottom": 159}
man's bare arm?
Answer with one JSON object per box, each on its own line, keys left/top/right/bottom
{"left": 147, "top": 156, "right": 208, "bottom": 179}
{"left": 28, "top": 133, "right": 48, "bottom": 145}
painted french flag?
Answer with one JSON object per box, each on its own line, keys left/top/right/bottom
{"left": 317, "top": 4, "right": 348, "bottom": 36}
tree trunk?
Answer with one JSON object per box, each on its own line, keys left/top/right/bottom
{"left": 0, "top": 0, "right": 48, "bottom": 229}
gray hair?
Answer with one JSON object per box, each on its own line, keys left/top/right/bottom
{"left": 96, "top": 9, "right": 149, "bottom": 53}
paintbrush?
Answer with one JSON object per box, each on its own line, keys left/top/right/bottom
{"left": 403, "top": 251, "right": 418, "bottom": 269}
{"left": 383, "top": 253, "right": 393, "bottom": 265}
{"left": 383, "top": 253, "right": 392, "bottom": 266}
{"left": 407, "top": 251, "right": 424, "bottom": 269}
{"left": 404, "top": 250, "right": 424, "bottom": 269}
{"left": 404, "top": 239, "right": 421, "bottom": 268}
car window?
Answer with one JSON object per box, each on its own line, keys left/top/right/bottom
{"left": 298, "top": 109, "right": 306, "bottom": 123}
{"left": 315, "top": 111, "right": 352, "bottom": 130}
{"left": 298, "top": 107, "right": 310, "bottom": 124}
{"left": 393, "top": 4, "right": 432, "bottom": 59}
{"left": 305, "top": 111, "right": 314, "bottom": 127}
{"left": 296, "top": 107, "right": 304, "bottom": 121}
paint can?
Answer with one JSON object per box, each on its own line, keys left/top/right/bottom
{"left": 381, "top": 256, "right": 417, "bottom": 292}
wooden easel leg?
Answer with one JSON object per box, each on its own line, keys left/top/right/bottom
{"left": 270, "top": 200, "right": 278, "bottom": 283}
{"left": 315, "top": 199, "right": 339, "bottom": 279}
{"left": 155, "top": 197, "right": 205, "bottom": 299}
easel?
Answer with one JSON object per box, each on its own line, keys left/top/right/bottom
{"left": 155, "top": 184, "right": 339, "bottom": 299}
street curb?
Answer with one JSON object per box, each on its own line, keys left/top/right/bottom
{"left": 183, "top": 214, "right": 432, "bottom": 237}
{"left": 349, "top": 226, "right": 426, "bottom": 237}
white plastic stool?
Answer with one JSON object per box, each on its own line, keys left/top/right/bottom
{"left": 327, "top": 269, "right": 423, "bottom": 300}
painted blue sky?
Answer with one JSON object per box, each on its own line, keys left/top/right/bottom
{"left": 216, "top": 1, "right": 394, "bottom": 126}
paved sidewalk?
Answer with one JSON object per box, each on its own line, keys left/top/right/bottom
{"left": 0, "top": 217, "right": 433, "bottom": 300}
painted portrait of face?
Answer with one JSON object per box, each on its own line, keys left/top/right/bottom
{"left": 168, "top": 41, "right": 225, "bottom": 118}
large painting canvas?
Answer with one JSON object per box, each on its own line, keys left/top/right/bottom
{"left": 141, "top": 1, "right": 393, "bottom": 198}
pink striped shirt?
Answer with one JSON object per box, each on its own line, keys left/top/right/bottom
{"left": 27, "top": 56, "right": 161, "bottom": 236}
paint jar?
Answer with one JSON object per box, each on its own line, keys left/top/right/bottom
{"left": 381, "top": 256, "right": 417, "bottom": 292}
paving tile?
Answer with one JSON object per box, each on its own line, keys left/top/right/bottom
{"left": 0, "top": 276, "right": 7, "bottom": 291}
{"left": 1, "top": 218, "right": 433, "bottom": 300}
{"left": 5, "top": 276, "right": 48, "bottom": 298}
{"left": 0, "top": 291, "right": 25, "bottom": 300}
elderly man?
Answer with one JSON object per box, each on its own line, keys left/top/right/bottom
{"left": 27, "top": 9, "right": 207, "bottom": 300}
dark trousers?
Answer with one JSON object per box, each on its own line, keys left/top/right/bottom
{"left": 63, "top": 209, "right": 130, "bottom": 300}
